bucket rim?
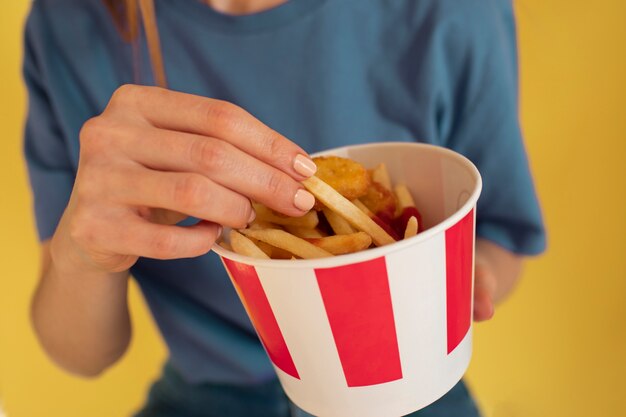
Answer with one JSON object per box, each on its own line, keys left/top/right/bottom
{"left": 212, "top": 142, "right": 482, "bottom": 269}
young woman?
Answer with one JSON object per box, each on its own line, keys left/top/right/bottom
{"left": 24, "top": 0, "right": 546, "bottom": 415}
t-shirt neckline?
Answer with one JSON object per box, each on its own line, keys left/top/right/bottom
{"left": 170, "top": 0, "right": 329, "bottom": 34}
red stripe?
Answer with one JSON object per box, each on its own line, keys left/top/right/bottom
{"left": 223, "top": 259, "right": 299, "bottom": 379}
{"left": 315, "top": 257, "right": 403, "bottom": 387}
{"left": 445, "top": 209, "right": 475, "bottom": 354}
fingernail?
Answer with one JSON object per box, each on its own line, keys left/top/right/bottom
{"left": 216, "top": 225, "right": 223, "bottom": 237}
{"left": 248, "top": 209, "right": 256, "bottom": 224}
{"left": 293, "top": 154, "right": 317, "bottom": 177}
{"left": 294, "top": 189, "right": 315, "bottom": 211}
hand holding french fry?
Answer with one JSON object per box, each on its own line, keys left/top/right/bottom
{"left": 50, "top": 85, "right": 320, "bottom": 274}
{"left": 225, "top": 156, "right": 424, "bottom": 260}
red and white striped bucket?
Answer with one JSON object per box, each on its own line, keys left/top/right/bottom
{"left": 213, "top": 143, "right": 482, "bottom": 417}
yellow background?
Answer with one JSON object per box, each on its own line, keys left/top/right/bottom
{"left": 1, "top": 0, "right": 625, "bottom": 416}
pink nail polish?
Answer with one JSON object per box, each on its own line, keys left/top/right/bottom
{"left": 293, "top": 154, "right": 317, "bottom": 177}
{"left": 293, "top": 189, "right": 315, "bottom": 211}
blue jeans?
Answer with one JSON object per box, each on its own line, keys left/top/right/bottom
{"left": 134, "top": 362, "right": 481, "bottom": 417}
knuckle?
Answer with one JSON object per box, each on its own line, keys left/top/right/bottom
{"left": 79, "top": 117, "right": 120, "bottom": 157}
{"left": 264, "top": 170, "right": 288, "bottom": 199}
{"left": 193, "top": 235, "right": 215, "bottom": 257}
{"left": 229, "top": 198, "right": 253, "bottom": 229}
{"left": 79, "top": 117, "right": 105, "bottom": 146}
{"left": 173, "top": 175, "right": 206, "bottom": 210}
{"left": 203, "top": 100, "right": 242, "bottom": 132}
{"left": 151, "top": 230, "right": 177, "bottom": 258}
{"left": 239, "top": 202, "right": 253, "bottom": 226}
{"left": 110, "top": 84, "right": 141, "bottom": 106}
{"left": 262, "top": 131, "right": 284, "bottom": 159}
{"left": 189, "top": 138, "right": 225, "bottom": 172}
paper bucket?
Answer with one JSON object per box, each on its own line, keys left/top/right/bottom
{"left": 213, "top": 142, "right": 482, "bottom": 417}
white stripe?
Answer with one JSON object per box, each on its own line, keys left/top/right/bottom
{"left": 256, "top": 266, "right": 347, "bottom": 414}
{"left": 387, "top": 233, "right": 449, "bottom": 400}
{"left": 388, "top": 232, "right": 473, "bottom": 413}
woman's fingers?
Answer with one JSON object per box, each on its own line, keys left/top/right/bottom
{"left": 118, "top": 128, "right": 315, "bottom": 216}
{"left": 473, "top": 261, "right": 497, "bottom": 322}
{"left": 94, "top": 217, "right": 222, "bottom": 261}
{"left": 473, "top": 285, "right": 494, "bottom": 322}
{"left": 107, "top": 85, "right": 316, "bottom": 180}
{"left": 143, "top": 208, "right": 188, "bottom": 225}
{"left": 67, "top": 85, "right": 318, "bottom": 272}
{"left": 105, "top": 165, "right": 254, "bottom": 229}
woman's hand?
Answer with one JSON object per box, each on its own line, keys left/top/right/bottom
{"left": 52, "top": 85, "right": 317, "bottom": 275}
{"left": 34, "top": 85, "right": 317, "bottom": 375}
{"left": 473, "top": 259, "right": 497, "bottom": 321}
{"left": 473, "top": 239, "right": 525, "bottom": 322}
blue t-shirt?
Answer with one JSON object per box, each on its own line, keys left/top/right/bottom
{"left": 24, "top": 0, "right": 545, "bottom": 386}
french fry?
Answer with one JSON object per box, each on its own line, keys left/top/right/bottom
{"left": 404, "top": 216, "right": 418, "bottom": 239}
{"left": 353, "top": 198, "right": 402, "bottom": 241}
{"left": 219, "top": 241, "right": 233, "bottom": 251}
{"left": 393, "top": 206, "right": 423, "bottom": 237}
{"left": 239, "top": 228, "right": 333, "bottom": 259}
{"left": 303, "top": 176, "right": 395, "bottom": 247}
{"left": 249, "top": 219, "right": 281, "bottom": 230}
{"left": 253, "top": 203, "right": 319, "bottom": 229}
{"left": 255, "top": 240, "right": 294, "bottom": 259}
{"left": 230, "top": 230, "right": 270, "bottom": 259}
{"left": 254, "top": 240, "right": 273, "bottom": 257}
{"left": 284, "top": 225, "right": 326, "bottom": 239}
{"left": 243, "top": 232, "right": 294, "bottom": 259}
{"left": 351, "top": 198, "right": 374, "bottom": 216}
{"left": 229, "top": 156, "right": 425, "bottom": 260}
{"left": 370, "top": 163, "right": 392, "bottom": 191}
{"left": 323, "top": 207, "right": 355, "bottom": 235}
{"left": 394, "top": 184, "right": 415, "bottom": 209}
{"left": 306, "top": 232, "right": 372, "bottom": 255}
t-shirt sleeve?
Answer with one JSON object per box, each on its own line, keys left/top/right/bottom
{"left": 23, "top": 3, "right": 75, "bottom": 242}
{"left": 441, "top": 0, "right": 546, "bottom": 255}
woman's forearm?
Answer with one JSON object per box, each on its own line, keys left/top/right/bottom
{"left": 31, "top": 241, "right": 132, "bottom": 377}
